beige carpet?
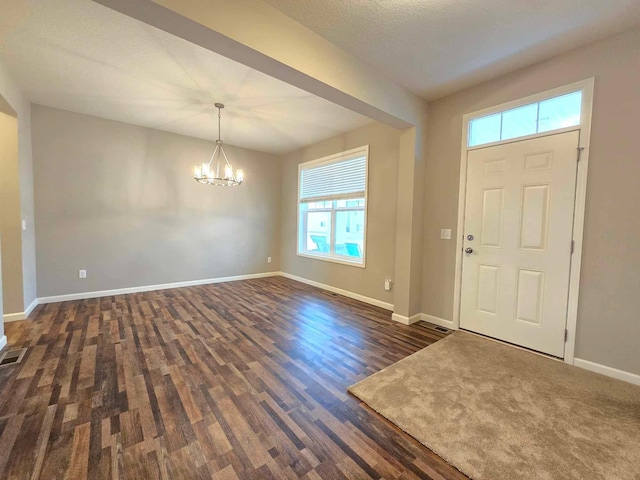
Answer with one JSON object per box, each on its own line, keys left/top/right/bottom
{"left": 349, "top": 331, "right": 640, "bottom": 480}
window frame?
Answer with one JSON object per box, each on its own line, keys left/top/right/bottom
{"left": 296, "top": 145, "right": 369, "bottom": 268}
{"left": 466, "top": 84, "right": 591, "bottom": 150}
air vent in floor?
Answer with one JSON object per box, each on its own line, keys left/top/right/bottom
{"left": 0, "top": 348, "right": 27, "bottom": 368}
{"left": 434, "top": 326, "right": 449, "bottom": 333}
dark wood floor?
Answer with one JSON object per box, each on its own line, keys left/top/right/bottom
{"left": 0, "top": 276, "right": 466, "bottom": 479}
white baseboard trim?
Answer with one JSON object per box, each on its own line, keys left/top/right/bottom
{"left": 391, "top": 313, "right": 422, "bottom": 325}
{"left": 3, "top": 312, "right": 26, "bottom": 322}
{"left": 3, "top": 298, "right": 39, "bottom": 322}
{"left": 279, "top": 272, "right": 394, "bottom": 311}
{"left": 573, "top": 358, "right": 640, "bottom": 386}
{"left": 420, "top": 314, "right": 456, "bottom": 330}
{"left": 37, "top": 271, "right": 281, "bottom": 304}
{"left": 28, "top": 271, "right": 394, "bottom": 316}
{"left": 25, "top": 298, "right": 38, "bottom": 317}
{"left": 0, "top": 335, "right": 6, "bottom": 351}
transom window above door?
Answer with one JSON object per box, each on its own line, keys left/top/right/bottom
{"left": 297, "top": 146, "right": 368, "bottom": 267}
{"left": 468, "top": 90, "right": 582, "bottom": 148}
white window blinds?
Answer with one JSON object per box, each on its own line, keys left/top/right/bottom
{"left": 299, "top": 147, "right": 368, "bottom": 203}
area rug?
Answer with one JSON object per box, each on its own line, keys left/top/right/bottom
{"left": 348, "top": 331, "right": 640, "bottom": 480}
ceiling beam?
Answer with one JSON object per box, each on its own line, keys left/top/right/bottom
{"left": 92, "top": 0, "right": 427, "bottom": 129}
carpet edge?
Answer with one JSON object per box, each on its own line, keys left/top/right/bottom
{"left": 347, "top": 332, "right": 459, "bottom": 394}
{"left": 347, "top": 386, "right": 473, "bottom": 479}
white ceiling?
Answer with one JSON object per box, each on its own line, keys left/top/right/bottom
{"left": 0, "top": 0, "right": 373, "bottom": 154}
{"left": 263, "top": 0, "right": 640, "bottom": 100}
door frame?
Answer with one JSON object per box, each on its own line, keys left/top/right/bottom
{"left": 452, "top": 78, "right": 594, "bottom": 364}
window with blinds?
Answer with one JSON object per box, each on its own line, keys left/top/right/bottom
{"left": 297, "top": 146, "right": 368, "bottom": 266}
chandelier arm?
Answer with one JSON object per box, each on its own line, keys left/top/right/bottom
{"left": 207, "top": 143, "right": 220, "bottom": 166}
{"left": 216, "top": 145, "right": 221, "bottom": 179}
{"left": 220, "top": 146, "right": 236, "bottom": 181}
{"left": 220, "top": 145, "right": 233, "bottom": 167}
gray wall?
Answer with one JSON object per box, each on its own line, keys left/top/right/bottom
{"left": 32, "top": 106, "right": 281, "bottom": 297}
{"left": 421, "top": 25, "right": 640, "bottom": 375}
{"left": 280, "top": 122, "right": 400, "bottom": 306}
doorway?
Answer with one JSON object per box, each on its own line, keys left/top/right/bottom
{"left": 460, "top": 131, "right": 579, "bottom": 357}
{"left": 453, "top": 79, "right": 594, "bottom": 363}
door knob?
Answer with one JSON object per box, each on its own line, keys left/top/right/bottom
{"left": 465, "top": 247, "right": 473, "bottom": 254}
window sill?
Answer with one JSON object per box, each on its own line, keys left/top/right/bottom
{"left": 296, "top": 251, "right": 366, "bottom": 269}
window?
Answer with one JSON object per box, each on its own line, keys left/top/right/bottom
{"left": 298, "top": 146, "right": 368, "bottom": 266}
{"left": 468, "top": 90, "right": 582, "bottom": 147}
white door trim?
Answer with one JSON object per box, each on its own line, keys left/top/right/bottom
{"left": 452, "top": 78, "right": 594, "bottom": 364}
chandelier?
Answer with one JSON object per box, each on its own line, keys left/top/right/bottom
{"left": 193, "top": 103, "right": 244, "bottom": 186}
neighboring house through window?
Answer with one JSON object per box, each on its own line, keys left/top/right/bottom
{"left": 297, "top": 145, "right": 368, "bottom": 267}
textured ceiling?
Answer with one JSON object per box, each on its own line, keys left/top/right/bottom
{"left": 0, "top": 0, "right": 373, "bottom": 154}
{"left": 263, "top": 0, "right": 640, "bottom": 100}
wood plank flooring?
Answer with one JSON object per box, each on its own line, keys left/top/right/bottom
{"left": 0, "top": 277, "right": 467, "bottom": 479}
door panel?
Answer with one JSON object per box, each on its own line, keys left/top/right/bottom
{"left": 480, "top": 189, "right": 504, "bottom": 247}
{"left": 460, "top": 131, "right": 579, "bottom": 357}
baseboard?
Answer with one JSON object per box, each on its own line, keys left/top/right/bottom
{"left": 391, "top": 313, "right": 422, "bottom": 325}
{"left": 38, "top": 271, "right": 280, "bottom": 304}
{"left": 2, "top": 297, "right": 39, "bottom": 322}
{"left": 3, "top": 311, "right": 27, "bottom": 322}
{"left": 25, "top": 298, "right": 38, "bottom": 317}
{"left": 0, "top": 336, "right": 6, "bottom": 351}
{"left": 421, "top": 314, "right": 456, "bottom": 330}
{"left": 278, "top": 272, "right": 394, "bottom": 311}
{"left": 573, "top": 358, "right": 640, "bottom": 386}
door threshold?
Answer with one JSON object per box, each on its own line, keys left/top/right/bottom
{"left": 460, "top": 329, "right": 564, "bottom": 362}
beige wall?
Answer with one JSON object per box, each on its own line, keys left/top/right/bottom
{"left": 0, "top": 110, "right": 23, "bottom": 314}
{"left": 32, "top": 106, "right": 281, "bottom": 297}
{"left": 0, "top": 59, "right": 36, "bottom": 316}
{"left": 421, "top": 25, "right": 640, "bottom": 375}
{"left": 0, "top": 236, "right": 3, "bottom": 338}
{"left": 280, "top": 122, "right": 401, "bottom": 306}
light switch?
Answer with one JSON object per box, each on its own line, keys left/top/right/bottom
{"left": 22, "top": 219, "right": 27, "bottom": 231}
{"left": 440, "top": 229, "right": 452, "bottom": 240}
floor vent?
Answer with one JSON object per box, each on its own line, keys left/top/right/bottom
{"left": 0, "top": 348, "right": 27, "bottom": 368}
{"left": 434, "top": 326, "right": 450, "bottom": 333}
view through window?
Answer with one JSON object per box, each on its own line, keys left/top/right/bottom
{"left": 298, "top": 146, "right": 368, "bottom": 266}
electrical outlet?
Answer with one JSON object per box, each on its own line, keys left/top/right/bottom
{"left": 384, "top": 278, "right": 392, "bottom": 291}
{"left": 21, "top": 219, "right": 27, "bottom": 231}
{"left": 78, "top": 269, "right": 87, "bottom": 279}
{"left": 267, "top": 257, "right": 272, "bottom": 264}
{"left": 440, "top": 229, "right": 452, "bottom": 240}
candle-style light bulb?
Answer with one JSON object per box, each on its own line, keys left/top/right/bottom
{"left": 236, "top": 169, "right": 244, "bottom": 182}
{"left": 225, "top": 165, "right": 233, "bottom": 179}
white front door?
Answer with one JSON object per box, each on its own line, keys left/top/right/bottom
{"left": 460, "top": 131, "right": 579, "bottom": 357}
